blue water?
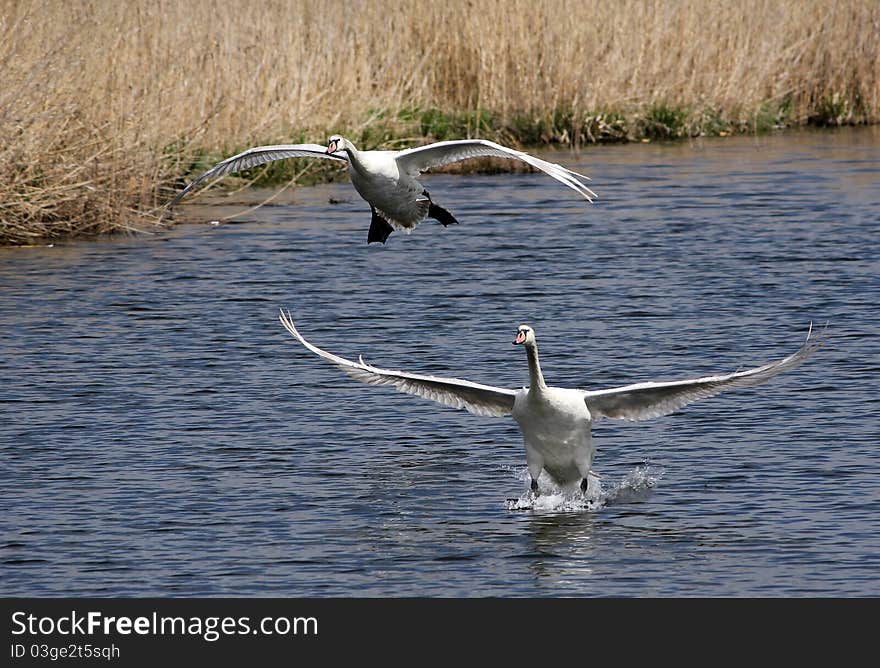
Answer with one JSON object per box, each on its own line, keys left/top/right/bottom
{"left": 2, "top": 127, "right": 878, "bottom": 596}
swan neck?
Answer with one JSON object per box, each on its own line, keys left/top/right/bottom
{"left": 342, "top": 141, "right": 365, "bottom": 174}
{"left": 525, "top": 342, "right": 546, "bottom": 391}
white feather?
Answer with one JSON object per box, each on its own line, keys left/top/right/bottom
{"left": 172, "top": 136, "right": 596, "bottom": 240}
{"left": 279, "top": 310, "right": 823, "bottom": 490}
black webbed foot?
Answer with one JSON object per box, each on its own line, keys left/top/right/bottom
{"left": 367, "top": 207, "right": 394, "bottom": 244}
{"left": 422, "top": 190, "right": 459, "bottom": 227}
{"left": 428, "top": 202, "right": 459, "bottom": 227}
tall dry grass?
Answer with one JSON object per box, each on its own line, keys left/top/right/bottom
{"left": 1, "top": 0, "right": 878, "bottom": 244}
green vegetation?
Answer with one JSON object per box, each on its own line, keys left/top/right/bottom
{"left": 2, "top": 0, "right": 878, "bottom": 245}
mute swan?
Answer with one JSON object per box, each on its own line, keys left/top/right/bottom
{"left": 279, "top": 311, "right": 823, "bottom": 495}
{"left": 171, "top": 135, "right": 596, "bottom": 244}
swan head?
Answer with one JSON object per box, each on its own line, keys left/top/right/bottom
{"left": 513, "top": 324, "right": 535, "bottom": 346}
{"left": 326, "top": 135, "right": 347, "bottom": 155}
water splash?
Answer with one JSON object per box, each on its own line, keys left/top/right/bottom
{"left": 504, "top": 464, "right": 662, "bottom": 512}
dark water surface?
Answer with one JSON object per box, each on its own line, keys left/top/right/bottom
{"left": 2, "top": 128, "right": 878, "bottom": 596}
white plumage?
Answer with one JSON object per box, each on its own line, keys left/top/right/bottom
{"left": 279, "top": 312, "right": 823, "bottom": 495}
{"left": 171, "top": 135, "right": 596, "bottom": 243}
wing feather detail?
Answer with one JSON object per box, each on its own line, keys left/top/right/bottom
{"left": 279, "top": 310, "right": 516, "bottom": 417}
{"left": 583, "top": 325, "right": 824, "bottom": 422}
{"left": 170, "top": 144, "right": 347, "bottom": 206}
{"left": 394, "top": 139, "right": 596, "bottom": 202}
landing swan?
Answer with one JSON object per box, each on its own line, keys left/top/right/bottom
{"left": 279, "top": 311, "right": 823, "bottom": 495}
{"left": 171, "top": 136, "right": 596, "bottom": 244}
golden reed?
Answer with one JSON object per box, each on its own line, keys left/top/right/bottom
{"left": 1, "top": 0, "right": 877, "bottom": 244}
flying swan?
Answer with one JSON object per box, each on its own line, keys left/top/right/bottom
{"left": 279, "top": 311, "right": 823, "bottom": 495}
{"left": 171, "top": 135, "right": 596, "bottom": 244}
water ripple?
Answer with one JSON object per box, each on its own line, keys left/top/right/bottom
{"left": 1, "top": 128, "right": 878, "bottom": 596}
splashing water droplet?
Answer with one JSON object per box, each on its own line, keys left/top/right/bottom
{"left": 505, "top": 465, "right": 662, "bottom": 512}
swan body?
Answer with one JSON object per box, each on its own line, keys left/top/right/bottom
{"left": 172, "top": 135, "right": 596, "bottom": 244}
{"left": 514, "top": 386, "right": 594, "bottom": 488}
{"left": 279, "top": 311, "right": 823, "bottom": 495}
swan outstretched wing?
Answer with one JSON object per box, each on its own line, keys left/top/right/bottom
{"left": 394, "top": 139, "right": 597, "bottom": 202}
{"left": 170, "top": 144, "right": 347, "bottom": 206}
{"left": 279, "top": 310, "right": 517, "bottom": 417}
{"left": 583, "top": 325, "right": 824, "bottom": 422}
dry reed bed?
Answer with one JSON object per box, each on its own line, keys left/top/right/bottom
{"left": 1, "top": 0, "right": 878, "bottom": 245}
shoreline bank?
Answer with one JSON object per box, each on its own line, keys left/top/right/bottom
{"left": 4, "top": 120, "right": 876, "bottom": 247}
{"left": 3, "top": 0, "right": 877, "bottom": 246}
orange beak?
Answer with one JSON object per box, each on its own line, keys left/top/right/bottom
{"left": 326, "top": 140, "right": 338, "bottom": 154}
{"left": 513, "top": 331, "right": 526, "bottom": 345}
